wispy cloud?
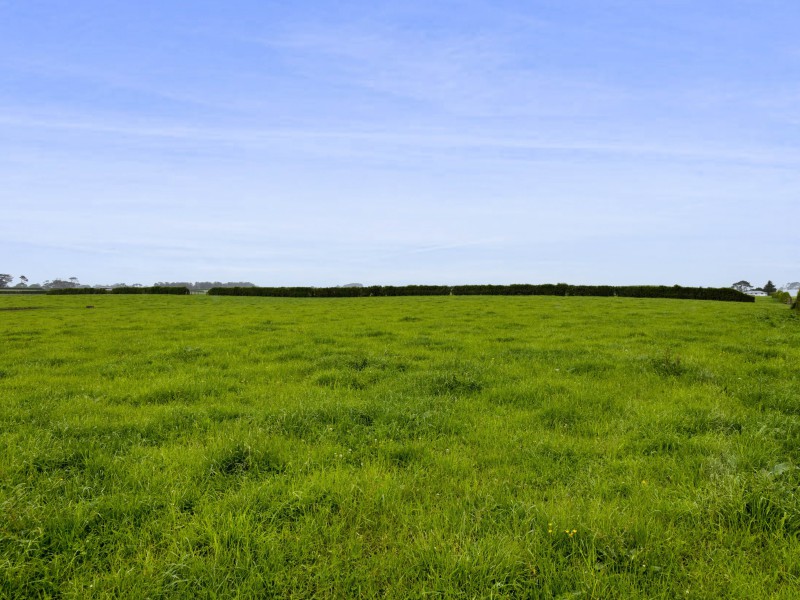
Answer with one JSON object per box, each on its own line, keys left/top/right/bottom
{"left": 3, "top": 110, "right": 798, "bottom": 168}
{"left": 248, "top": 20, "right": 628, "bottom": 120}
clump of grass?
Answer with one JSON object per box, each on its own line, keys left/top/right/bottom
{"left": 651, "top": 350, "right": 686, "bottom": 377}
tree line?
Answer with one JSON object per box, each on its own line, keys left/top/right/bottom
{"left": 731, "top": 280, "right": 777, "bottom": 294}
{"left": 0, "top": 275, "right": 254, "bottom": 291}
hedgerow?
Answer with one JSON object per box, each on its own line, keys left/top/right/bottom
{"left": 46, "top": 288, "right": 108, "bottom": 295}
{"left": 47, "top": 286, "right": 190, "bottom": 295}
{"left": 109, "top": 286, "right": 190, "bottom": 295}
{"left": 208, "top": 284, "right": 753, "bottom": 302}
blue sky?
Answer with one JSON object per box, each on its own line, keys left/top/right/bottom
{"left": 2, "top": 1, "right": 798, "bottom": 287}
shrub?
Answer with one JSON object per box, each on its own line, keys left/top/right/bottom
{"left": 47, "top": 288, "right": 107, "bottom": 295}
{"left": 110, "top": 286, "right": 190, "bottom": 295}
{"left": 771, "top": 291, "right": 792, "bottom": 305}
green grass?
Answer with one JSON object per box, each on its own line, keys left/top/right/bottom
{"left": 1, "top": 294, "right": 799, "bottom": 598}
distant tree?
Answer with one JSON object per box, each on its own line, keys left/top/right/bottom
{"left": 216, "top": 281, "right": 255, "bottom": 288}
{"left": 156, "top": 281, "right": 194, "bottom": 289}
{"left": 162, "top": 281, "right": 258, "bottom": 290}
{"left": 0, "top": 274, "right": 12, "bottom": 288}
{"left": 43, "top": 278, "right": 79, "bottom": 289}
{"left": 18, "top": 275, "right": 28, "bottom": 287}
{"left": 763, "top": 280, "right": 777, "bottom": 294}
{"left": 731, "top": 280, "right": 752, "bottom": 293}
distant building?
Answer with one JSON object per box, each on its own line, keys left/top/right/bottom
{"left": 747, "top": 290, "right": 768, "bottom": 297}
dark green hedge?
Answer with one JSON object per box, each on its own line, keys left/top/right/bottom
{"left": 614, "top": 285, "right": 751, "bottom": 302}
{"left": 208, "top": 284, "right": 753, "bottom": 302}
{"left": 110, "top": 286, "right": 190, "bottom": 295}
{"left": 48, "top": 286, "right": 190, "bottom": 295}
{"left": 47, "top": 288, "right": 108, "bottom": 295}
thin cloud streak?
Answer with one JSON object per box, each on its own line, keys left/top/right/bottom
{"left": 3, "top": 112, "right": 798, "bottom": 168}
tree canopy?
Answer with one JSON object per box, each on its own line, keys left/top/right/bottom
{"left": 731, "top": 280, "right": 752, "bottom": 292}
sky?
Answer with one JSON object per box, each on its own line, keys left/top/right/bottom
{"left": 2, "top": 0, "right": 799, "bottom": 288}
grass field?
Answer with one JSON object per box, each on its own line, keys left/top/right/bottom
{"left": 1, "top": 294, "right": 799, "bottom": 598}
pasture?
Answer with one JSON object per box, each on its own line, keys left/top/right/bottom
{"left": 1, "top": 294, "right": 798, "bottom": 598}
